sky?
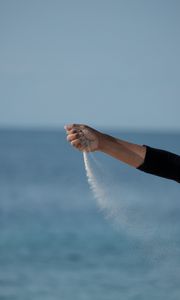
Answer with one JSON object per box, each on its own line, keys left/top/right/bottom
{"left": 0, "top": 0, "right": 180, "bottom": 131}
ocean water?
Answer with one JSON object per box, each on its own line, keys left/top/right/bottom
{"left": 0, "top": 128, "right": 180, "bottom": 300}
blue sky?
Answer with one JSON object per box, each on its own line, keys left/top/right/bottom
{"left": 0, "top": 0, "right": 180, "bottom": 130}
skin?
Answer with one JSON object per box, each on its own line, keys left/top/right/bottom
{"left": 64, "top": 124, "right": 147, "bottom": 168}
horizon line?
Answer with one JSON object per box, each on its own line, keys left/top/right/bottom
{"left": 0, "top": 124, "right": 179, "bottom": 134}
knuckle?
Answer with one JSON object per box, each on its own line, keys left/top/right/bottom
{"left": 76, "top": 133, "right": 80, "bottom": 139}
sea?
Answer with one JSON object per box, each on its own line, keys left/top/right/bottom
{"left": 0, "top": 128, "right": 179, "bottom": 300}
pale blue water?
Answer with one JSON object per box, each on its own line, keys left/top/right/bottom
{"left": 0, "top": 129, "right": 180, "bottom": 300}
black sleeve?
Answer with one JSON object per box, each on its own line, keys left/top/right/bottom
{"left": 137, "top": 146, "right": 180, "bottom": 183}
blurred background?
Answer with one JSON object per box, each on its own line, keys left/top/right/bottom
{"left": 0, "top": 1, "right": 180, "bottom": 299}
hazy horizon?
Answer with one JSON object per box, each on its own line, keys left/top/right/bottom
{"left": 0, "top": 124, "right": 179, "bottom": 134}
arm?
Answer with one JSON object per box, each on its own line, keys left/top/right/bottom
{"left": 65, "top": 124, "right": 180, "bottom": 183}
{"left": 64, "top": 124, "right": 146, "bottom": 168}
{"left": 99, "top": 133, "right": 146, "bottom": 168}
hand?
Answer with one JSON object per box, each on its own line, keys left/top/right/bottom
{"left": 64, "top": 124, "right": 102, "bottom": 152}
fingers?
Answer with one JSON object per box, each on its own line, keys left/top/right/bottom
{"left": 64, "top": 123, "right": 88, "bottom": 134}
{"left": 65, "top": 130, "right": 85, "bottom": 151}
{"left": 65, "top": 124, "right": 86, "bottom": 142}
{"left": 67, "top": 133, "right": 79, "bottom": 142}
{"left": 68, "top": 134, "right": 88, "bottom": 148}
{"left": 64, "top": 123, "right": 81, "bottom": 131}
{"left": 64, "top": 123, "right": 94, "bottom": 152}
{"left": 70, "top": 139, "right": 87, "bottom": 152}
{"left": 71, "top": 139, "right": 81, "bottom": 148}
{"left": 64, "top": 124, "right": 75, "bottom": 131}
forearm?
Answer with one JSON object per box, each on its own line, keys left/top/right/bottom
{"left": 98, "top": 132, "right": 180, "bottom": 183}
{"left": 99, "top": 133, "right": 146, "bottom": 168}
{"left": 65, "top": 124, "right": 179, "bottom": 183}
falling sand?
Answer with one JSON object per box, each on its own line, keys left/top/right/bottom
{"left": 83, "top": 151, "right": 130, "bottom": 231}
{"left": 82, "top": 151, "right": 170, "bottom": 242}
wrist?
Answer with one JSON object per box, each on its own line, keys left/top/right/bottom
{"left": 98, "top": 132, "right": 110, "bottom": 152}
